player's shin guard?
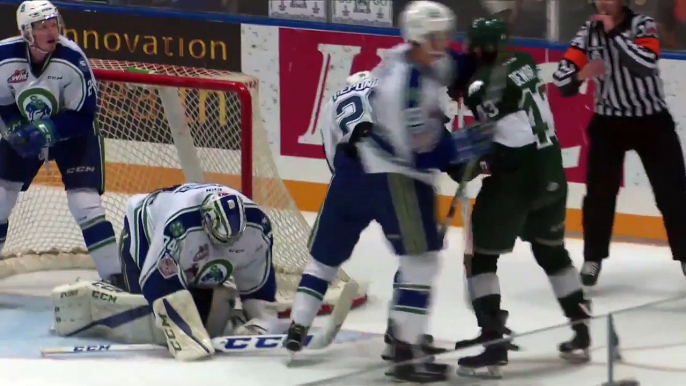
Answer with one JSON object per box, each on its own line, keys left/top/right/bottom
{"left": 458, "top": 253, "right": 511, "bottom": 379}
{"left": 286, "top": 258, "right": 338, "bottom": 352}
{"left": 390, "top": 253, "right": 439, "bottom": 345}
{"left": 67, "top": 190, "right": 119, "bottom": 279}
{"left": 0, "top": 182, "right": 20, "bottom": 254}
{"left": 532, "top": 243, "right": 592, "bottom": 362}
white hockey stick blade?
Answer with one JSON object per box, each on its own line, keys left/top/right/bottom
{"left": 41, "top": 343, "right": 164, "bottom": 356}
{"left": 307, "top": 279, "right": 360, "bottom": 350}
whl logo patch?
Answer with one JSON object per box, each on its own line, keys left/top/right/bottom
{"left": 8, "top": 69, "right": 28, "bottom": 84}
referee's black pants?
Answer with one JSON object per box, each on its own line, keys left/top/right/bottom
{"left": 583, "top": 111, "right": 686, "bottom": 262}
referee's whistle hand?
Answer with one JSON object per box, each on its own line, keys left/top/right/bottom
{"left": 578, "top": 60, "right": 606, "bottom": 81}
{"left": 590, "top": 14, "right": 616, "bottom": 32}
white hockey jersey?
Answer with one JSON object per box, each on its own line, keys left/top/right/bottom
{"left": 359, "top": 44, "right": 458, "bottom": 185}
{"left": 319, "top": 77, "right": 377, "bottom": 173}
{"left": 0, "top": 36, "right": 97, "bottom": 136}
{"left": 124, "top": 183, "right": 273, "bottom": 301}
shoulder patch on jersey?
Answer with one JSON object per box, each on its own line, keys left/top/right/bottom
{"left": 7, "top": 69, "right": 28, "bottom": 84}
{"left": 158, "top": 253, "right": 178, "bottom": 279}
{"left": 18, "top": 87, "right": 58, "bottom": 121}
{"left": 194, "top": 260, "right": 234, "bottom": 286}
{"left": 468, "top": 80, "right": 484, "bottom": 97}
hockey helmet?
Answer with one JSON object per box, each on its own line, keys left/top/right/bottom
{"left": 16, "top": 1, "right": 62, "bottom": 45}
{"left": 466, "top": 17, "right": 509, "bottom": 54}
{"left": 201, "top": 192, "right": 247, "bottom": 245}
{"left": 346, "top": 71, "right": 372, "bottom": 85}
{"left": 400, "top": 1, "right": 455, "bottom": 55}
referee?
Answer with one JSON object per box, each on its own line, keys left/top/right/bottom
{"left": 553, "top": 0, "right": 686, "bottom": 286}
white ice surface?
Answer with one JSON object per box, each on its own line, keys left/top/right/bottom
{"left": 1, "top": 212, "right": 685, "bottom": 385}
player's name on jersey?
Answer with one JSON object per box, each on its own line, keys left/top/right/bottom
{"left": 331, "top": 0, "right": 393, "bottom": 27}
{"left": 269, "top": 0, "right": 328, "bottom": 22}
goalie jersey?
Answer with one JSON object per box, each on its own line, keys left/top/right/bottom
{"left": 122, "top": 183, "right": 274, "bottom": 304}
{"left": 0, "top": 36, "right": 96, "bottom": 137}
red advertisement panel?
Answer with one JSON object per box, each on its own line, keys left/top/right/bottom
{"left": 278, "top": 28, "right": 595, "bottom": 183}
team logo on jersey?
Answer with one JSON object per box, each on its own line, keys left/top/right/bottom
{"left": 195, "top": 260, "right": 233, "bottom": 286}
{"left": 169, "top": 221, "right": 185, "bottom": 238}
{"left": 7, "top": 69, "right": 28, "bottom": 84}
{"left": 17, "top": 87, "right": 58, "bottom": 121}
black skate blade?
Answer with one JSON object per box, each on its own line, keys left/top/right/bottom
{"left": 456, "top": 364, "right": 503, "bottom": 379}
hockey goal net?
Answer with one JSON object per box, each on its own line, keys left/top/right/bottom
{"left": 0, "top": 59, "right": 367, "bottom": 317}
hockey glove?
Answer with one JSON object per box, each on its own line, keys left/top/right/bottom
{"left": 445, "top": 160, "right": 484, "bottom": 183}
{"left": 451, "top": 122, "right": 494, "bottom": 164}
{"left": 5, "top": 120, "right": 58, "bottom": 158}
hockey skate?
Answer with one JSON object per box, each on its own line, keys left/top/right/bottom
{"left": 454, "top": 310, "right": 520, "bottom": 351}
{"left": 284, "top": 321, "right": 310, "bottom": 353}
{"left": 559, "top": 322, "right": 591, "bottom": 363}
{"left": 385, "top": 340, "right": 450, "bottom": 383}
{"left": 457, "top": 339, "right": 508, "bottom": 379}
{"left": 381, "top": 320, "right": 447, "bottom": 362}
{"left": 580, "top": 261, "right": 602, "bottom": 286}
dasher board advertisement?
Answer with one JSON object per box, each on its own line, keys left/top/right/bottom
{"left": 0, "top": 4, "right": 242, "bottom": 72}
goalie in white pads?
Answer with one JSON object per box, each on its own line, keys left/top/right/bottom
{"left": 52, "top": 183, "right": 280, "bottom": 361}
{"left": 285, "top": 1, "right": 488, "bottom": 383}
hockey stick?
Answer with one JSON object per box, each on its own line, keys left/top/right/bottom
{"left": 41, "top": 280, "right": 360, "bottom": 357}
{"left": 438, "top": 158, "right": 478, "bottom": 240}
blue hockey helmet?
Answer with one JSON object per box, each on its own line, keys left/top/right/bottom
{"left": 201, "top": 192, "right": 246, "bottom": 245}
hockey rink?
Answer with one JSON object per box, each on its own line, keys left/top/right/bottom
{"left": 1, "top": 212, "right": 685, "bottom": 385}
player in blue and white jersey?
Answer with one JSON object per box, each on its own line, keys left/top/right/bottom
{"left": 0, "top": 1, "right": 119, "bottom": 280}
{"left": 285, "top": 1, "right": 488, "bottom": 382}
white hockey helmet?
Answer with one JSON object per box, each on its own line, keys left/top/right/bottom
{"left": 201, "top": 192, "right": 247, "bottom": 245}
{"left": 400, "top": 1, "right": 455, "bottom": 55}
{"left": 16, "top": 1, "right": 62, "bottom": 45}
{"left": 346, "top": 71, "right": 372, "bottom": 86}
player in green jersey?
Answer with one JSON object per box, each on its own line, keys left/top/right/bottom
{"left": 450, "top": 18, "right": 592, "bottom": 379}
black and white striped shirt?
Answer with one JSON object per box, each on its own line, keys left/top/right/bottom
{"left": 553, "top": 7, "right": 668, "bottom": 117}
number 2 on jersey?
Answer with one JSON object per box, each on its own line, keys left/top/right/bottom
{"left": 336, "top": 95, "right": 364, "bottom": 134}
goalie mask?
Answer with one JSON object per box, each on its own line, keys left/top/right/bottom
{"left": 201, "top": 192, "right": 247, "bottom": 245}
{"left": 17, "top": 1, "right": 63, "bottom": 53}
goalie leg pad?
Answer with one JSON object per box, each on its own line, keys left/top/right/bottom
{"left": 152, "top": 289, "right": 215, "bottom": 361}
{"left": 52, "top": 280, "right": 166, "bottom": 345}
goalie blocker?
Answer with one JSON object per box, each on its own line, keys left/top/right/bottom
{"left": 51, "top": 279, "right": 269, "bottom": 356}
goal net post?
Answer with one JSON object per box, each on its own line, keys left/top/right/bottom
{"left": 0, "top": 59, "right": 368, "bottom": 317}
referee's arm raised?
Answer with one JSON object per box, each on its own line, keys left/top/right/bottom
{"left": 609, "top": 15, "right": 660, "bottom": 76}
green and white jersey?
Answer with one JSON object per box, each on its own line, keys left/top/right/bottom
{"left": 464, "top": 52, "right": 556, "bottom": 149}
